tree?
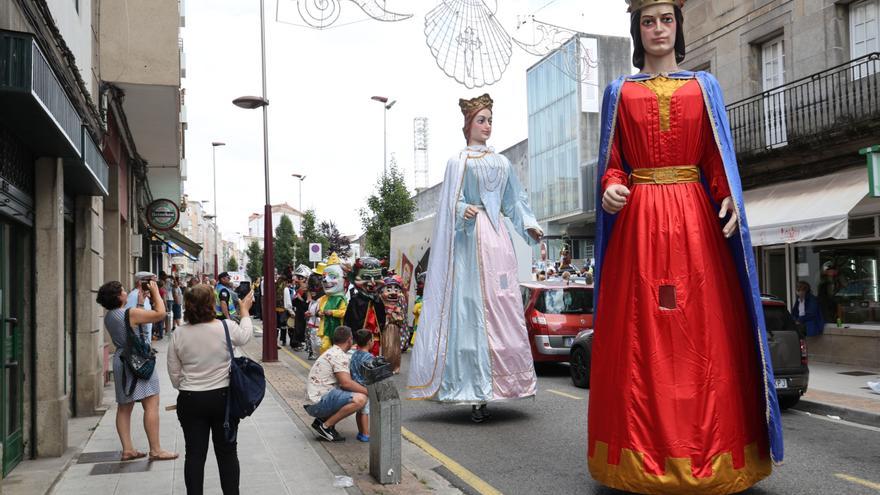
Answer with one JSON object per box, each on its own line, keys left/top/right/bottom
{"left": 296, "top": 209, "right": 329, "bottom": 263}
{"left": 275, "top": 214, "right": 298, "bottom": 273}
{"left": 226, "top": 256, "right": 239, "bottom": 272}
{"left": 245, "top": 241, "right": 263, "bottom": 281}
{"left": 319, "top": 220, "right": 351, "bottom": 259}
{"left": 359, "top": 163, "right": 415, "bottom": 260}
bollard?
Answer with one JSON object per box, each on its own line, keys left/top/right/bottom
{"left": 364, "top": 359, "right": 401, "bottom": 484}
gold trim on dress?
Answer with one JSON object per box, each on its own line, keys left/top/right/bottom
{"left": 635, "top": 77, "right": 692, "bottom": 132}
{"left": 589, "top": 441, "right": 772, "bottom": 495}
{"left": 631, "top": 166, "right": 700, "bottom": 185}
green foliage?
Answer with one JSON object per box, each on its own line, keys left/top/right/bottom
{"left": 226, "top": 256, "right": 239, "bottom": 272}
{"left": 245, "top": 240, "right": 263, "bottom": 281}
{"left": 296, "top": 209, "right": 329, "bottom": 262}
{"left": 319, "top": 220, "right": 351, "bottom": 259}
{"left": 274, "top": 214, "right": 298, "bottom": 272}
{"left": 359, "top": 163, "right": 415, "bottom": 260}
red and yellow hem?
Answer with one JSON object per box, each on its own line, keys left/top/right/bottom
{"left": 589, "top": 441, "right": 772, "bottom": 495}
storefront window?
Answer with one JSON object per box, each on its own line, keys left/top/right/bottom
{"left": 796, "top": 243, "right": 880, "bottom": 325}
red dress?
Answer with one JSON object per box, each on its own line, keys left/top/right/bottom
{"left": 588, "top": 76, "right": 771, "bottom": 494}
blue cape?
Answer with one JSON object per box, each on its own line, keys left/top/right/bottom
{"left": 593, "top": 71, "right": 784, "bottom": 464}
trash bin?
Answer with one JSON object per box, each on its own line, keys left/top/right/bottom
{"left": 364, "top": 358, "right": 401, "bottom": 484}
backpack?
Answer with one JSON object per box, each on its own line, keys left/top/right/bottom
{"left": 221, "top": 320, "right": 266, "bottom": 442}
{"left": 121, "top": 309, "right": 157, "bottom": 396}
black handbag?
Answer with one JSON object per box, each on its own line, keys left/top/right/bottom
{"left": 221, "top": 320, "right": 266, "bottom": 442}
{"left": 121, "top": 309, "right": 157, "bottom": 396}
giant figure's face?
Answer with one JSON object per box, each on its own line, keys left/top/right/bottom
{"left": 322, "top": 265, "right": 346, "bottom": 295}
{"left": 382, "top": 283, "right": 403, "bottom": 303}
{"left": 354, "top": 257, "right": 385, "bottom": 299}
{"left": 639, "top": 4, "right": 677, "bottom": 60}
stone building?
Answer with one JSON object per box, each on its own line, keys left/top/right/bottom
{"left": 682, "top": 0, "right": 880, "bottom": 367}
{"left": 0, "top": 0, "right": 187, "bottom": 478}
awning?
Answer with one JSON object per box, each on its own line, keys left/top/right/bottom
{"left": 744, "top": 167, "right": 868, "bottom": 246}
{"left": 153, "top": 228, "right": 202, "bottom": 259}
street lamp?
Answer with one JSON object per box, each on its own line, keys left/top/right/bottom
{"left": 371, "top": 95, "right": 397, "bottom": 176}
{"left": 211, "top": 142, "right": 226, "bottom": 279}
{"left": 232, "top": 0, "right": 277, "bottom": 362}
{"left": 291, "top": 173, "right": 306, "bottom": 213}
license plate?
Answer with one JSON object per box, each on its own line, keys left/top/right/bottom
{"left": 774, "top": 378, "right": 788, "bottom": 389}
{"left": 564, "top": 337, "right": 574, "bottom": 347}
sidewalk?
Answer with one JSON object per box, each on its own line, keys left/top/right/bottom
{"left": 793, "top": 361, "right": 880, "bottom": 427}
{"left": 5, "top": 337, "right": 357, "bottom": 495}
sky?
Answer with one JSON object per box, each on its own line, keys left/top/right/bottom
{"left": 182, "top": 0, "right": 632, "bottom": 242}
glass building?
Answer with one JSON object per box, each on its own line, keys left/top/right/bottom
{"left": 526, "top": 33, "right": 632, "bottom": 268}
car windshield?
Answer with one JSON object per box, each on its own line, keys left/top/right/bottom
{"left": 537, "top": 288, "right": 593, "bottom": 314}
{"left": 763, "top": 305, "right": 796, "bottom": 332}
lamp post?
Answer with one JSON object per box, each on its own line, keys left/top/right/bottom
{"left": 232, "top": 0, "right": 276, "bottom": 362}
{"left": 291, "top": 173, "right": 306, "bottom": 213}
{"left": 211, "top": 142, "right": 225, "bottom": 278}
{"left": 370, "top": 96, "right": 396, "bottom": 175}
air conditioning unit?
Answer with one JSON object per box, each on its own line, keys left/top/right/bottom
{"left": 131, "top": 234, "right": 143, "bottom": 257}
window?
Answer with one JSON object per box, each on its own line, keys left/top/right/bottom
{"left": 851, "top": 0, "right": 879, "bottom": 60}
{"left": 796, "top": 242, "right": 880, "bottom": 325}
{"left": 536, "top": 288, "right": 594, "bottom": 315}
{"left": 761, "top": 37, "right": 787, "bottom": 148}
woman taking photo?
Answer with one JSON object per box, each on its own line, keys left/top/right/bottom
{"left": 96, "top": 279, "right": 178, "bottom": 462}
{"left": 167, "top": 284, "right": 254, "bottom": 494}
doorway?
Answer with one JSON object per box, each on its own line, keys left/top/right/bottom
{"left": 0, "top": 220, "right": 25, "bottom": 475}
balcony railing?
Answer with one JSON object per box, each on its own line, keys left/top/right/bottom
{"left": 727, "top": 52, "right": 880, "bottom": 156}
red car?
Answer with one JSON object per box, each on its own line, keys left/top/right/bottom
{"left": 520, "top": 281, "right": 594, "bottom": 363}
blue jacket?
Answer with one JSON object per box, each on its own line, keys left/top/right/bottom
{"left": 791, "top": 292, "right": 824, "bottom": 336}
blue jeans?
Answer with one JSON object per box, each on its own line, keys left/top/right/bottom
{"left": 304, "top": 388, "right": 353, "bottom": 419}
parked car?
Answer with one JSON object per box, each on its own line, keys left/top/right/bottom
{"left": 520, "top": 281, "right": 593, "bottom": 363}
{"left": 569, "top": 294, "right": 810, "bottom": 410}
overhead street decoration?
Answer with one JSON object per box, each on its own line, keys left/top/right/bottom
{"left": 277, "top": 0, "right": 413, "bottom": 30}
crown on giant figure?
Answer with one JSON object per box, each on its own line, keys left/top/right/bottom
{"left": 326, "top": 252, "right": 341, "bottom": 266}
{"left": 458, "top": 93, "right": 494, "bottom": 116}
{"left": 625, "top": 0, "right": 686, "bottom": 13}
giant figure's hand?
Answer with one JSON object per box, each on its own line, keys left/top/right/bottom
{"left": 527, "top": 227, "right": 543, "bottom": 242}
{"left": 602, "top": 184, "right": 630, "bottom": 214}
{"left": 719, "top": 196, "right": 738, "bottom": 238}
{"left": 463, "top": 205, "right": 479, "bottom": 220}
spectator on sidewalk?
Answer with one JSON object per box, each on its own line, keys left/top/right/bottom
{"left": 304, "top": 326, "right": 367, "bottom": 442}
{"left": 215, "top": 272, "right": 237, "bottom": 321}
{"left": 791, "top": 281, "right": 825, "bottom": 336}
{"left": 126, "top": 272, "right": 154, "bottom": 340}
{"left": 154, "top": 279, "right": 167, "bottom": 340}
{"left": 96, "top": 279, "right": 179, "bottom": 463}
{"left": 172, "top": 277, "right": 183, "bottom": 330}
{"left": 167, "top": 284, "right": 255, "bottom": 495}
{"left": 349, "top": 329, "right": 373, "bottom": 442}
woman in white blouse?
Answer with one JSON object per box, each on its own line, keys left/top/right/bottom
{"left": 167, "top": 284, "right": 254, "bottom": 495}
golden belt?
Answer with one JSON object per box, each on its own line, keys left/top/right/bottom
{"left": 630, "top": 166, "right": 700, "bottom": 185}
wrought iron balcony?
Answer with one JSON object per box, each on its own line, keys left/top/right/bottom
{"left": 0, "top": 30, "right": 108, "bottom": 196}
{"left": 727, "top": 53, "right": 880, "bottom": 157}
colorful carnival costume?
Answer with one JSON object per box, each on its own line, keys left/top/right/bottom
{"left": 380, "top": 275, "right": 406, "bottom": 373}
{"left": 588, "top": 53, "right": 783, "bottom": 495}
{"left": 344, "top": 257, "right": 386, "bottom": 356}
{"left": 407, "top": 94, "right": 540, "bottom": 404}
{"left": 317, "top": 254, "right": 347, "bottom": 355}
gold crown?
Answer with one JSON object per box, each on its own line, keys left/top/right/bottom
{"left": 626, "top": 0, "right": 685, "bottom": 13}
{"left": 459, "top": 93, "right": 494, "bottom": 116}
{"left": 326, "top": 252, "right": 341, "bottom": 266}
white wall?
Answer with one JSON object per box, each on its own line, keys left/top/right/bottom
{"left": 47, "top": 0, "right": 94, "bottom": 95}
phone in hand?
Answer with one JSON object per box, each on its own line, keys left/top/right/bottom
{"left": 140, "top": 279, "right": 151, "bottom": 291}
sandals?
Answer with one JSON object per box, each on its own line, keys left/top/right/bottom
{"left": 120, "top": 450, "right": 146, "bottom": 461}
{"left": 148, "top": 451, "right": 179, "bottom": 461}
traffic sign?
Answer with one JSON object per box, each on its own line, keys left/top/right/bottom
{"left": 309, "top": 242, "right": 322, "bottom": 262}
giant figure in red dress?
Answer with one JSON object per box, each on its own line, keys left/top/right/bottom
{"left": 588, "top": 2, "right": 784, "bottom": 494}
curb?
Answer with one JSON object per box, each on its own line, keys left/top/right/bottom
{"left": 792, "top": 399, "right": 880, "bottom": 428}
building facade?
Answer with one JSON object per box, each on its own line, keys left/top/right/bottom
{"left": 526, "top": 33, "right": 632, "bottom": 269}
{"left": 682, "top": 0, "right": 880, "bottom": 367}
{"left": 0, "top": 0, "right": 187, "bottom": 478}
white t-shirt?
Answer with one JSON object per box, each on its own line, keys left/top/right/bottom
{"left": 167, "top": 317, "right": 253, "bottom": 391}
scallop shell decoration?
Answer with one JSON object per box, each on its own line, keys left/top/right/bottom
{"left": 425, "top": 0, "right": 513, "bottom": 89}
{"left": 277, "top": 0, "right": 412, "bottom": 30}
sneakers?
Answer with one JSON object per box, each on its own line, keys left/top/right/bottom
{"left": 471, "top": 404, "right": 490, "bottom": 423}
{"left": 356, "top": 433, "right": 370, "bottom": 442}
{"left": 311, "top": 419, "right": 345, "bottom": 442}
{"left": 307, "top": 353, "right": 317, "bottom": 360}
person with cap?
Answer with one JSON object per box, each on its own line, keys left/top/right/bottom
{"left": 291, "top": 264, "right": 313, "bottom": 351}
{"left": 214, "top": 272, "right": 237, "bottom": 321}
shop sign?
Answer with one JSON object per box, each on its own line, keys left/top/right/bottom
{"left": 147, "top": 198, "right": 180, "bottom": 231}
{"left": 861, "top": 145, "right": 880, "bottom": 197}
